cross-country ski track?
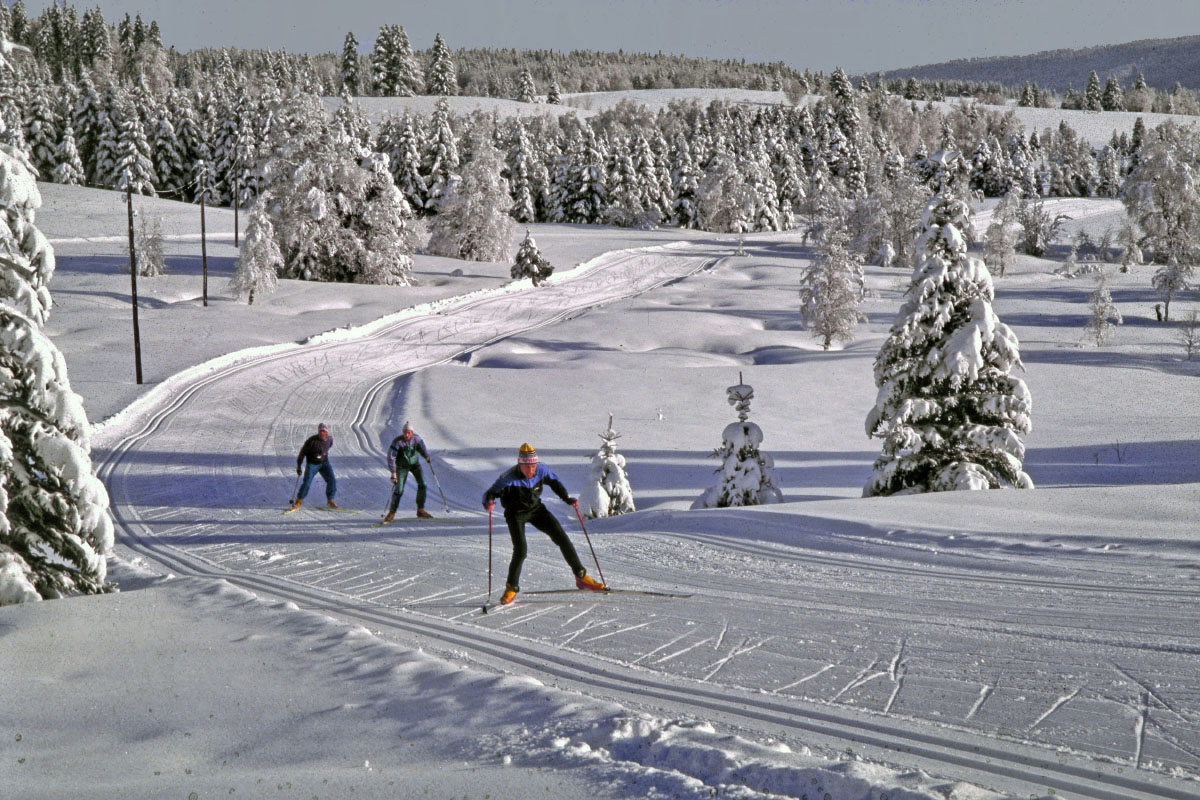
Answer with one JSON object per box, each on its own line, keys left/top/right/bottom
{"left": 93, "top": 242, "right": 1200, "bottom": 800}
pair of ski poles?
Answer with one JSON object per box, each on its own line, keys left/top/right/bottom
{"left": 486, "top": 503, "right": 605, "bottom": 600}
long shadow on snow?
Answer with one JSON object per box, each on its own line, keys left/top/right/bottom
{"left": 53, "top": 253, "right": 238, "bottom": 277}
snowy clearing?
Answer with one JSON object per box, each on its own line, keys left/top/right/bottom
{"left": 3, "top": 171, "right": 1199, "bottom": 800}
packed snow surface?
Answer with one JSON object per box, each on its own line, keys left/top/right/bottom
{"left": 3, "top": 169, "right": 1198, "bottom": 800}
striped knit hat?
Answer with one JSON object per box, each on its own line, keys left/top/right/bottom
{"left": 517, "top": 443, "right": 538, "bottom": 465}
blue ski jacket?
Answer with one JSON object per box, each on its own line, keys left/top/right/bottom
{"left": 483, "top": 463, "right": 571, "bottom": 513}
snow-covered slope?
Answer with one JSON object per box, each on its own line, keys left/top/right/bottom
{"left": 4, "top": 180, "right": 1199, "bottom": 800}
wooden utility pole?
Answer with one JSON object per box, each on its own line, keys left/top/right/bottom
{"left": 233, "top": 169, "right": 239, "bottom": 248}
{"left": 199, "top": 161, "right": 208, "bottom": 307}
{"left": 125, "top": 183, "right": 143, "bottom": 384}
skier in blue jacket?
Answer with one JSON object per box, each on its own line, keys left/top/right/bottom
{"left": 384, "top": 421, "right": 433, "bottom": 521}
{"left": 482, "top": 443, "right": 606, "bottom": 605}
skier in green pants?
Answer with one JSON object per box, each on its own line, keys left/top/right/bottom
{"left": 384, "top": 421, "right": 433, "bottom": 521}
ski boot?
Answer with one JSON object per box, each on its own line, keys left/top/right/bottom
{"left": 576, "top": 573, "right": 607, "bottom": 591}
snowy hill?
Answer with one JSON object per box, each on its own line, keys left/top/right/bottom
{"left": 879, "top": 33, "right": 1200, "bottom": 92}
{"left": 3, "top": 172, "right": 1197, "bottom": 800}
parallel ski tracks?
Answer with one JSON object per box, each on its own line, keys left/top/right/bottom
{"left": 111, "top": 520, "right": 1195, "bottom": 800}
{"left": 669, "top": 530, "right": 1200, "bottom": 601}
{"left": 95, "top": 243, "right": 1198, "bottom": 800}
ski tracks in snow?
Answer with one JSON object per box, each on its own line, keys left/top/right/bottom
{"left": 98, "top": 240, "right": 1200, "bottom": 800}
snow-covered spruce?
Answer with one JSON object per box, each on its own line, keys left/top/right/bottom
{"left": 864, "top": 192, "right": 1033, "bottom": 496}
{"left": 0, "top": 135, "right": 113, "bottom": 605}
{"left": 696, "top": 379, "right": 782, "bottom": 509}
{"left": 581, "top": 415, "right": 635, "bottom": 520}
{"left": 229, "top": 200, "right": 282, "bottom": 304}
{"left": 511, "top": 229, "right": 553, "bottom": 286}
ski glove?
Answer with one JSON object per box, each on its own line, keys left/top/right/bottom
{"left": 483, "top": 500, "right": 495, "bottom": 512}
{"left": 390, "top": 472, "right": 398, "bottom": 485}
{"left": 296, "top": 466, "right": 302, "bottom": 476}
{"left": 567, "top": 497, "right": 579, "bottom": 507}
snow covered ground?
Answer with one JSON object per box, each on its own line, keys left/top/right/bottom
{"left": 3, "top": 169, "right": 1199, "bottom": 800}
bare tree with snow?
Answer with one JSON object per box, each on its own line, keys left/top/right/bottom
{"left": 1152, "top": 258, "right": 1193, "bottom": 321}
{"left": 799, "top": 227, "right": 865, "bottom": 350}
{"left": 428, "top": 130, "right": 514, "bottom": 262}
{"left": 865, "top": 191, "right": 1034, "bottom": 496}
{"left": 1083, "top": 271, "right": 1123, "bottom": 346}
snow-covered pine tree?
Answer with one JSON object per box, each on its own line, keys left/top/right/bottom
{"left": 696, "top": 376, "right": 782, "bottom": 509}
{"left": 332, "top": 88, "right": 372, "bottom": 154}
{"left": 50, "top": 122, "right": 84, "bottom": 185}
{"left": 507, "top": 122, "right": 536, "bottom": 223}
{"left": 0, "top": 117, "right": 114, "bottom": 604}
{"left": 22, "top": 82, "right": 57, "bottom": 176}
{"left": 425, "top": 33, "right": 457, "bottom": 96}
{"left": 70, "top": 73, "right": 102, "bottom": 180}
{"left": 582, "top": 414, "right": 635, "bottom": 519}
{"left": 229, "top": 199, "right": 281, "bottom": 304}
{"left": 112, "top": 103, "right": 155, "bottom": 195}
{"left": 514, "top": 67, "right": 537, "bottom": 103}
{"left": 1083, "top": 71, "right": 1103, "bottom": 112}
{"left": 864, "top": 191, "right": 1033, "bottom": 496}
{"left": 546, "top": 79, "right": 561, "bottom": 105}
{"left": 799, "top": 226, "right": 865, "bottom": 350}
{"left": 422, "top": 97, "right": 459, "bottom": 213}
{"left": 382, "top": 113, "right": 427, "bottom": 213}
{"left": 340, "top": 31, "right": 361, "bottom": 95}
{"left": 603, "top": 134, "right": 645, "bottom": 227}
{"left": 510, "top": 228, "right": 553, "bottom": 286}
{"left": 391, "top": 26, "right": 425, "bottom": 96}
{"left": 566, "top": 123, "right": 607, "bottom": 224}
{"left": 1084, "top": 271, "right": 1122, "bottom": 346}
{"left": 427, "top": 130, "right": 513, "bottom": 261}
{"left": 148, "top": 105, "right": 185, "bottom": 197}
{"left": 370, "top": 25, "right": 396, "bottom": 95}
{"left": 669, "top": 132, "right": 700, "bottom": 228}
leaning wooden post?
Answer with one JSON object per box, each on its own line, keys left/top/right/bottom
{"left": 125, "top": 174, "right": 143, "bottom": 385}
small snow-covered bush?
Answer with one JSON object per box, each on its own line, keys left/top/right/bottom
{"left": 581, "top": 415, "right": 635, "bottom": 520}
{"left": 511, "top": 229, "right": 554, "bottom": 286}
{"left": 695, "top": 379, "right": 782, "bottom": 509}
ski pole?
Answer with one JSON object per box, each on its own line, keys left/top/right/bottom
{"left": 573, "top": 505, "right": 605, "bottom": 586}
{"left": 487, "top": 507, "right": 494, "bottom": 599}
{"left": 289, "top": 473, "right": 301, "bottom": 505}
{"left": 427, "top": 459, "right": 451, "bottom": 513}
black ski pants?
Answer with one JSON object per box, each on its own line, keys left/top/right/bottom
{"left": 504, "top": 504, "right": 584, "bottom": 591}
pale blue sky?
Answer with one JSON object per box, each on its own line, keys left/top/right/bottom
{"left": 20, "top": 0, "right": 1200, "bottom": 74}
